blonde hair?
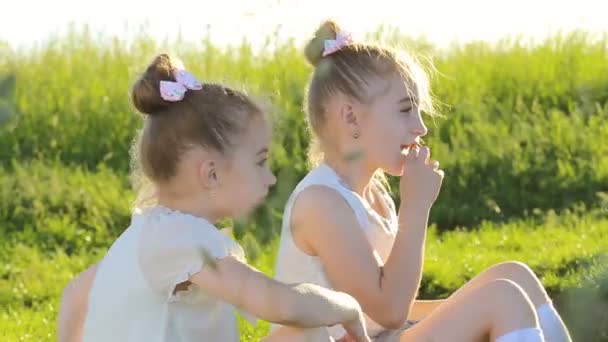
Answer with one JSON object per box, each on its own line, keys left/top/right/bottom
{"left": 303, "top": 20, "right": 436, "bottom": 188}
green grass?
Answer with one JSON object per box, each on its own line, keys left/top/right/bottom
{"left": 1, "top": 169, "right": 605, "bottom": 340}
{"left": 238, "top": 209, "right": 608, "bottom": 341}
{"left": 1, "top": 27, "right": 607, "bottom": 341}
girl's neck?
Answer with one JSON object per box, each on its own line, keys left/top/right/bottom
{"left": 156, "top": 185, "right": 219, "bottom": 223}
{"left": 323, "top": 151, "right": 377, "bottom": 196}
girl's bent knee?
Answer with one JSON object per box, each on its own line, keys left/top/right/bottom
{"left": 497, "top": 261, "right": 537, "bottom": 279}
{"left": 485, "top": 279, "right": 537, "bottom": 323}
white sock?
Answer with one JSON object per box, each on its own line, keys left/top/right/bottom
{"left": 537, "top": 303, "right": 571, "bottom": 342}
{"left": 496, "top": 327, "right": 545, "bottom": 342}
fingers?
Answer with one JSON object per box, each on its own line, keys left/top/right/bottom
{"left": 405, "top": 145, "right": 429, "bottom": 162}
{"left": 405, "top": 145, "right": 433, "bottom": 167}
{"left": 428, "top": 159, "right": 445, "bottom": 178}
{"left": 405, "top": 146, "right": 445, "bottom": 178}
{"left": 404, "top": 147, "right": 418, "bottom": 161}
{"left": 428, "top": 159, "right": 440, "bottom": 170}
{"left": 418, "top": 146, "right": 430, "bottom": 163}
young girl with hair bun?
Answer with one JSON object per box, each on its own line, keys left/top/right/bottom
{"left": 272, "top": 20, "right": 571, "bottom": 342}
{"left": 57, "top": 53, "right": 371, "bottom": 342}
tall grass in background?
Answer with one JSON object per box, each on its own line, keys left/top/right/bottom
{"left": 1, "top": 28, "right": 607, "bottom": 234}
{"left": 0, "top": 27, "right": 607, "bottom": 340}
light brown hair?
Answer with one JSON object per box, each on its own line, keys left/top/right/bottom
{"left": 129, "top": 54, "right": 264, "bottom": 207}
{"left": 131, "top": 54, "right": 263, "bottom": 183}
{"left": 303, "top": 20, "right": 435, "bottom": 165}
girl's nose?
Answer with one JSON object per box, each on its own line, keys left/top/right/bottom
{"left": 267, "top": 172, "right": 277, "bottom": 187}
{"left": 414, "top": 125, "right": 427, "bottom": 137}
{"left": 413, "top": 116, "right": 428, "bottom": 137}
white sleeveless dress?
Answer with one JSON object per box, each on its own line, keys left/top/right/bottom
{"left": 273, "top": 164, "right": 399, "bottom": 339}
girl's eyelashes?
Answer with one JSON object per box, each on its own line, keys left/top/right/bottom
{"left": 257, "top": 158, "right": 268, "bottom": 167}
{"left": 400, "top": 107, "right": 413, "bottom": 113}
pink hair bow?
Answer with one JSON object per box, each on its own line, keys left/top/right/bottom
{"left": 160, "top": 69, "right": 203, "bottom": 102}
{"left": 322, "top": 31, "right": 353, "bottom": 57}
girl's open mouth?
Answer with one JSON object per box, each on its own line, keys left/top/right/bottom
{"left": 401, "top": 142, "right": 421, "bottom": 156}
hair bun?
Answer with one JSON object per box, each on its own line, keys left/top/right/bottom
{"left": 131, "top": 54, "right": 182, "bottom": 115}
{"left": 304, "top": 20, "right": 341, "bottom": 67}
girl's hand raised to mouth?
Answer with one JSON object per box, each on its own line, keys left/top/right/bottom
{"left": 399, "top": 144, "right": 444, "bottom": 211}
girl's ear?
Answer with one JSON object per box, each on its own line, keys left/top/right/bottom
{"left": 198, "top": 159, "right": 219, "bottom": 190}
{"left": 338, "top": 100, "right": 360, "bottom": 139}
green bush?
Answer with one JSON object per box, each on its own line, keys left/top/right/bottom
{"left": 2, "top": 29, "right": 607, "bottom": 232}
{"left": 0, "top": 160, "right": 132, "bottom": 254}
{"left": 1, "top": 28, "right": 608, "bottom": 341}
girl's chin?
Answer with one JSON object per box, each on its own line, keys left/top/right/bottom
{"left": 382, "top": 161, "right": 405, "bottom": 177}
{"left": 237, "top": 197, "right": 266, "bottom": 218}
{"left": 385, "top": 168, "right": 404, "bottom": 177}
